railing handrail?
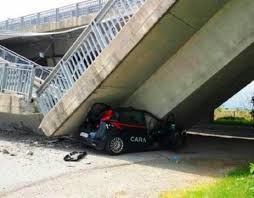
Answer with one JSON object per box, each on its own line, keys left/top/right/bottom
{"left": 0, "top": 45, "right": 53, "bottom": 81}
{"left": 0, "top": 45, "right": 41, "bottom": 66}
{"left": 0, "top": 60, "right": 33, "bottom": 68}
{"left": 1, "top": 61, "right": 33, "bottom": 68}
{"left": 0, "top": 0, "right": 108, "bottom": 32}
{"left": 36, "top": 0, "right": 115, "bottom": 94}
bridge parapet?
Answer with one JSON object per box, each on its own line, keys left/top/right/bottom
{"left": 0, "top": 0, "right": 108, "bottom": 32}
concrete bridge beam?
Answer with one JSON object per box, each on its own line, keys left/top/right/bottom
{"left": 125, "top": 0, "right": 254, "bottom": 128}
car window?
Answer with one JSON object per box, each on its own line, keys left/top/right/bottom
{"left": 91, "top": 104, "right": 110, "bottom": 116}
{"left": 118, "top": 110, "right": 145, "bottom": 125}
{"left": 145, "top": 114, "right": 159, "bottom": 130}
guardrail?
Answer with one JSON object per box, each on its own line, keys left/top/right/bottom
{"left": 37, "top": 0, "right": 146, "bottom": 114}
{"left": 0, "top": 0, "right": 108, "bottom": 32}
{"left": 0, "top": 61, "right": 35, "bottom": 100}
{"left": 0, "top": 45, "right": 52, "bottom": 82}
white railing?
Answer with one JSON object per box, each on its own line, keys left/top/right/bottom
{"left": 0, "top": 61, "right": 35, "bottom": 100}
{"left": 0, "top": 45, "right": 52, "bottom": 82}
{"left": 0, "top": 0, "right": 108, "bottom": 32}
{"left": 37, "top": 0, "right": 146, "bottom": 115}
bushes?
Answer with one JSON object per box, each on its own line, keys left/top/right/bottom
{"left": 213, "top": 116, "right": 254, "bottom": 126}
{"left": 250, "top": 163, "right": 254, "bottom": 175}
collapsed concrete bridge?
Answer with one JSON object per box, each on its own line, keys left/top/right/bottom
{"left": 37, "top": 0, "right": 254, "bottom": 136}
{"left": 0, "top": 0, "right": 254, "bottom": 137}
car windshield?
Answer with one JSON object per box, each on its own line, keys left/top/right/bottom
{"left": 87, "top": 103, "right": 111, "bottom": 124}
{"left": 116, "top": 109, "right": 145, "bottom": 126}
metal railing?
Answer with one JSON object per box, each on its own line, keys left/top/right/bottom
{"left": 0, "top": 45, "right": 52, "bottom": 82}
{"left": 0, "top": 0, "right": 108, "bottom": 32}
{"left": 0, "top": 45, "right": 37, "bottom": 65}
{"left": 37, "top": 0, "right": 146, "bottom": 115}
{"left": 0, "top": 61, "right": 35, "bottom": 100}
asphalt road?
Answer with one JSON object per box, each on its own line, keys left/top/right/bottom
{"left": 0, "top": 131, "right": 253, "bottom": 198}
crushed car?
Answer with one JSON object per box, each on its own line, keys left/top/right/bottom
{"left": 79, "top": 103, "right": 186, "bottom": 155}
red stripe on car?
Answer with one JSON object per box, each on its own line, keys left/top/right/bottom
{"left": 110, "top": 121, "right": 146, "bottom": 129}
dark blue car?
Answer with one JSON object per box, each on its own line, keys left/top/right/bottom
{"left": 79, "top": 103, "right": 186, "bottom": 155}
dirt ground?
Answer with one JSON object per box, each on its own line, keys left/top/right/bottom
{"left": 0, "top": 130, "right": 253, "bottom": 198}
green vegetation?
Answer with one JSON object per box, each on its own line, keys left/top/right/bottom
{"left": 213, "top": 116, "right": 254, "bottom": 126}
{"left": 213, "top": 108, "right": 254, "bottom": 126}
{"left": 250, "top": 163, "right": 254, "bottom": 175}
{"left": 160, "top": 164, "right": 254, "bottom": 198}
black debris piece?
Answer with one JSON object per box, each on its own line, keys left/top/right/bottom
{"left": 64, "top": 151, "right": 87, "bottom": 162}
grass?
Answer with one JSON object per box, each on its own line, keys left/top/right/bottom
{"left": 213, "top": 116, "right": 254, "bottom": 126}
{"left": 160, "top": 165, "right": 254, "bottom": 198}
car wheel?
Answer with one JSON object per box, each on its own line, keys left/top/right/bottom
{"left": 105, "top": 136, "right": 124, "bottom": 155}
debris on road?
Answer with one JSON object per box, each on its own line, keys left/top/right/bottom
{"left": 2, "top": 149, "right": 9, "bottom": 154}
{"left": 63, "top": 151, "right": 87, "bottom": 162}
{"left": 33, "top": 141, "right": 39, "bottom": 145}
{"left": 47, "top": 139, "right": 62, "bottom": 144}
{"left": 26, "top": 151, "right": 34, "bottom": 156}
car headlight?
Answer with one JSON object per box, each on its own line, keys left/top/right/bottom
{"left": 80, "top": 132, "right": 89, "bottom": 138}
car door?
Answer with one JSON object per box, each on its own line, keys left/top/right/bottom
{"left": 118, "top": 109, "right": 148, "bottom": 150}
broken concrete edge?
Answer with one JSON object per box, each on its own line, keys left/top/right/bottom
{"left": 0, "top": 94, "right": 38, "bottom": 114}
{"left": 0, "top": 112, "right": 44, "bottom": 135}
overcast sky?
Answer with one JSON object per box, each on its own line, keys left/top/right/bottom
{"left": 0, "top": 0, "right": 83, "bottom": 21}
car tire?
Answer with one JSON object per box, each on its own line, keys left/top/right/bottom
{"left": 105, "top": 136, "right": 125, "bottom": 155}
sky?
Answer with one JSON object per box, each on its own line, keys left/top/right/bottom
{"left": 221, "top": 81, "right": 254, "bottom": 110}
{"left": 0, "top": 0, "right": 83, "bottom": 21}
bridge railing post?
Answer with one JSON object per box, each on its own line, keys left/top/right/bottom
{"left": 56, "top": 8, "right": 59, "bottom": 22}
{"left": 0, "top": 63, "right": 7, "bottom": 93}
{"left": 76, "top": 3, "right": 80, "bottom": 17}
{"left": 99, "top": 0, "right": 103, "bottom": 10}
{"left": 28, "top": 66, "right": 35, "bottom": 101}
{"left": 37, "top": 13, "right": 41, "bottom": 25}
{"left": 5, "top": 20, "right": 9, "bottom": 31}
{"left": 20, "top": 17, "right": 24, "bottom": 30}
